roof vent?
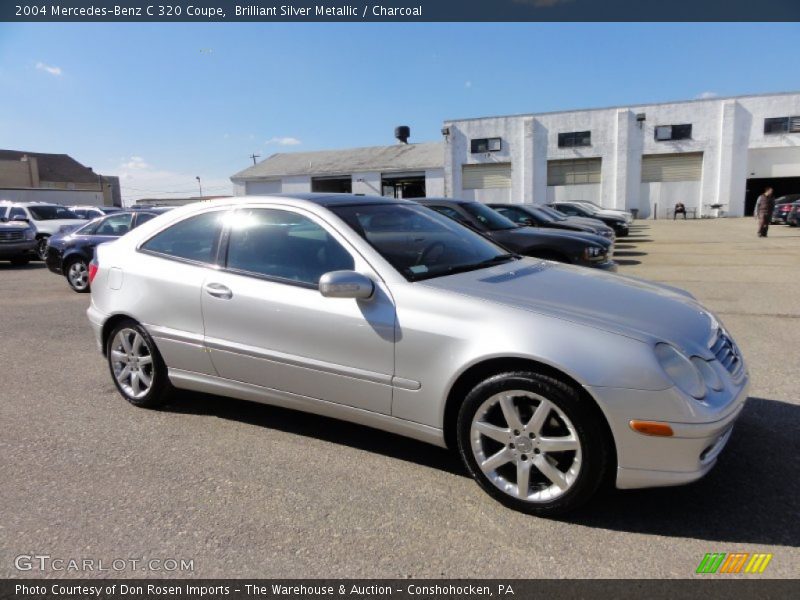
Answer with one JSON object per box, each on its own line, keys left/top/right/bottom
{"left": 395, "top": 126, "right": 410, "bottom": 144}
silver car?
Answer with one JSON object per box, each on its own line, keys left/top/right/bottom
{"left": 87, "top": 194, "right": 749, "bottom": 516}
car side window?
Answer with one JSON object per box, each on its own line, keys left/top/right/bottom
{"left": 557, "top": 205, "right": 577, "bottom": 216}
{"left": 133, "top": 212, "right": 157, "bottom": 228}
{"left": 9, "top": 207, "right": 27, "bottom": 220}
{"left": 141, "top": 211, "right": 223, "bottom": 264}
{"left": 225, "top": 208, "right": 354, "bottom": 286}
{"left": 95, "top": 213, "right": 133, "bottom": 236}
{"left": 497, "top": 207, "right": 526, "bottom": 223}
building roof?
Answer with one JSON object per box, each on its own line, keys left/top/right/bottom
{"left": 231, "top": 142, "right": 444, "bottom": 181}
{"left": 0, "top": 149, "right": 101, "bottom": 184}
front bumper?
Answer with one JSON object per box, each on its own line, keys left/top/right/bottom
{"left": 87, "top": 303, "right": 106, "bottom": 353}
{"left": 586, "top": 377, "right": 749, "bottom": 490}
{"left": 590, "top": 259, "right": 618, "bottom": 272}
{"left": 0, "top": 240, "right": 37, "bottom": 259}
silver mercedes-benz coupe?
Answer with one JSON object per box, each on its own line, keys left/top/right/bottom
{"left": 87, "top": 194, "right": 749, "bottom": 516}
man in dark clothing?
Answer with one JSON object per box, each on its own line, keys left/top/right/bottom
{"left": 756, "top": 187, "right": 775, "bottom": 237}
{"left": 674, "top": 202, "right": 687, "bottom": 220}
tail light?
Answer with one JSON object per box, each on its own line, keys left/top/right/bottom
{"left": 88, "top": 257, "right": 99, "bottom": 285}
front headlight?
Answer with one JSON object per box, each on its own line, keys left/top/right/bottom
{"left": 654, "top": 343, "right": 705, "bottom": 399}
{"left": 583, "top": 245, "right": 604, "bottom": 260}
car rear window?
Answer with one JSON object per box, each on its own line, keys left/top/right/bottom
{"left": 141, "top": 211, "right": 223, "bottom": 264}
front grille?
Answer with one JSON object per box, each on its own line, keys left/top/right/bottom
{"left": 0, "top": 230, "right": 24, "bottom": 242}
{"left": 709, "top": 329, "right": 744, "bottom": 379}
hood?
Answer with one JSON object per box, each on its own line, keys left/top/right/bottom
{"left": 33, "top": 218, "right": 85, "bottom": 234}
{"left": 498, "top": 226, "right": 610, "bottom": 248}
{"left": 0, "top": 221, "right": 30, "bottom": 231}
{"left": 421, "top": 258, "right": 714, "bottom": 354}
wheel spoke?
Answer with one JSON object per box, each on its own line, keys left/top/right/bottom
{"left": 131, "top": 333, "right": 143, "bottom": 355}
{"left": 499, "top": 395, "right": 524, "bottom": 431}
{"left": 137, "top": 355, "right": 152, "bottom": 366}
{"left": 117, "top": 365, "right": 131, "bottom": 382}
{"left": 130, "top": 372, "right": 141, "bottom": 395}
{"left": 538, "top": 435, "right": 579, "bottom": 453}
{"left": 474, "top": 420, "right": 510, "bottom": 443}
{"left": 138, "top": 369, "right": 152, "bottom": 387}
{"left": 526, "top": 398, "right": 553, "bottom": 434}
{"left": 110, "top": 350, "right": 127, "bottom": 363}
{"left": 480, "top": 448, "right": 513, "bottom": 473}
{"left": 516, "top": 460, "right": 531, "bottom": 499}
{"left": 533, "top": 454, "right": 569, "bottom": 490}
{"left": 120, "top": 333, "right": 132, "bottom": 353}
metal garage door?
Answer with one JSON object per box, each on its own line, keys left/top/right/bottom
{"left": 462, "top": 163, "right": 512, "bottom": 189}
{"left": 547, "top": 158, "right": 602, "bottom": 185}
{"left": 642, "top": 153, "right": 703, "bottom": 182}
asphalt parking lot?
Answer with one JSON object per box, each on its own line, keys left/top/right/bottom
{"left": 1, "top": 217, "right": 798, "bottom": 579}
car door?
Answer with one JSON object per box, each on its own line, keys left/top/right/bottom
{"left": 201, "top": 206, "right": 395, "bottom": 415}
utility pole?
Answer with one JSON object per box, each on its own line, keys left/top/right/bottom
{"left": 249, "top": 153, "right": 260, "bottom": 165}
{"left": 195, "top": 176, "right": 203, "bottom": 198}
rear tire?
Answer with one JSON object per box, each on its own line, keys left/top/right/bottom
{"left": 106, "top": 320, "right": 174, "bottom": 408}
{"left": 36, "top": 237, "right": 49, "bottom": 261}
{"left": 65, "top": 257, "right": 90, "bottom": 293}
{"left": 456, "top": 371, "right": 611, "bottom": 517}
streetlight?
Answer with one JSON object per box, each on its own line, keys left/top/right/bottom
{"left": 196, "top": 176, "right": 203, "bottom": 198}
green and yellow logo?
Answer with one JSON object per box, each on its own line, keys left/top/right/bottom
{"left": 696, "top": 552, "right": 773, "bottom": 574}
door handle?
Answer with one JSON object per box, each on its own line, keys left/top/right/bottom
{"left": 204, "top": 282, "right": 233, "bottom": 300}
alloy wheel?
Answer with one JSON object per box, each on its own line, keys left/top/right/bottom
{"left": 109, "top": 328, "right": 154, "bottom": 400}
{"left": 67, "top": 261, "right": 89, "bottom": 291}
{"left": 470, "top": 390, "right": 582, "bottom": 502}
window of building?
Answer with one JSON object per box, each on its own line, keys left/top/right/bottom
{"left": 654, "top": 124, "right": 693, "bottom": 141}
{"left": 470, "top": 138, "right": 502, "bottom": 153}
{"left": 141, "top": 211, "right": 223, "bottom": 264}
{"left": 225, "top": 208, "right": 354, "bottom": 287}
{"left": 764, "top": 116, "right": 800, "bottom": 135}
{"left": 557, "top": 131, "right": 591, "bottom": 148}
{"left": 547, "top": 158, "right": 602, "bottom": 186}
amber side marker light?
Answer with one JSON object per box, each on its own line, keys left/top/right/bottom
{"left": 629, "top": 420, "right": 674, "bottom": 437}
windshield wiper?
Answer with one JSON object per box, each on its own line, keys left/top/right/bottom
{"left": 413, "top": 253, "right": 521, "bottom": 281}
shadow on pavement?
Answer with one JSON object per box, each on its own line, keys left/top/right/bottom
{"left": 0, "top": 261, "right": 44, "bottom": 270}
{"left": 568, "top": 397, "right": 800, "bottom": 547}
{"left": 165, "top": 390, "right": 798, "bottom": 546}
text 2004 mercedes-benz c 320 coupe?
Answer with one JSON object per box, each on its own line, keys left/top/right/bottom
{"left": 87, "top": 195, "right": 749, "bottom": 516}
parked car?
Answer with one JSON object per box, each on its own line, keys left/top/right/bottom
{"left": 0, "top": 217, "right": 37, "bottom": 265}
{"left": 46, "top": 208, "right": 171, "bottom": 292}
{"left": 537, "top": 205, "right": 614, "bottom": 233}
{"left": 69, "top": 205, "right": 124, "bottom": 220}
{"left": 572, "top": 200, "right": 634, "bottom": 224}
{"left": 417, "top": 198, "right": 616, "bottom": 271}
{"left": 549, "top": 202, "right": 630, "bottom": 237}
{"left": 770, "top": 194, "right": 800, "bottom": 224}
{"left": 87, "top": 194, "right": 749, "bottom": 516}
{"left": 488, "top": 203, "right": 615, "bottom": 240}
{"left": 0, "top": 202, "right": 85, "bottom": 259}
{"left": 786, "top": 201, "right": 800, "bottom": 227}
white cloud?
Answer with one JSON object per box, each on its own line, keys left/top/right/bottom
{"left": 113, "top": 156, "right": 232, "bottom": 206}
{"left": 265, "top": 136, "right": 302, "bottom": 146}
{"left": 696, "top": 91, "right": 718, "bottom": 100}
{"left": 35, "top": 62, "right": 62, "bottom": 76}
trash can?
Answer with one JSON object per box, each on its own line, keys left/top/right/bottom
{"left": 630, "top": 209, "right": 639, "bottom": 220}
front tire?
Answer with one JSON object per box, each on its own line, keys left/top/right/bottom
{"left": 36, "top": 236, "right": 49, "bottom": 261}
{"left": 106, "top": 320, "right": 173, "bottom": 408}
{"left": 456, "top": 371, "right": 611, "bottom": 517}
{"left": 65, "top": 258, "right": 90, "bottom": 293}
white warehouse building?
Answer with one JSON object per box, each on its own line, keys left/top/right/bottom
{"left": 232, "top": 92, "right": 800, "bottom": 218}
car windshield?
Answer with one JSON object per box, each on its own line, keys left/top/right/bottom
{"left": 330, "top": 203, "right": 518, "bottom": 282}
{"left": 525, "top": 206, "right": 557, "bottom": 224}
{"left": 27, "top": 205, "right": 80, "bottom": 220}
{"left": 538, "top": 206, "right": 567, "bottom": 221}
{"left": 460, "top": 202, "right": 518, "bottom": 231}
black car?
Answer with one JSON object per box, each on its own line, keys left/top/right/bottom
{"left": 549, "top": 202, "right": 629, "bottom": 237}
{"left": 45, "top": 208, "right": 171, "bottom": 292}
{"left": 770, "top": 195, "right": 800, "bottom": 224}
{"left": 488, "top": 203, "right": 615, "bottom": 240}
{"left": 416, "top": 198, "right": 616, "bottom": 271}
{"left": 786, "top": 201, "right": 800, "bottom": 227}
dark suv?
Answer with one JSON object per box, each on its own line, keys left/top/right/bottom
{"left": 416, "top": 198, "right": 616, "bottom": 271}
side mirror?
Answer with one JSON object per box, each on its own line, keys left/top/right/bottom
{"left": 319, "top": 271, "right": 374, "bottom": 300}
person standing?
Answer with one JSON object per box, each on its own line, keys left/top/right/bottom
{"left": 756, "top": 187, "right": 775, "bottom": 237}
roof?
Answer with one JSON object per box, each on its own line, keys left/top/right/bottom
{"left": 0, "top": 149, "right": 100, "bottom": 184}
{"left": 231, "top": 142, "right": 444, "bottom": 180}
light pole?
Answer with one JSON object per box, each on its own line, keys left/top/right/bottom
{"left": 196, "top": 176, "right": 203, "bottom": 198}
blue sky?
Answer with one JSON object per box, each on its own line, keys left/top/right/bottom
{"left": 1, "top": 22, "right": 799, "bottom": 202}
